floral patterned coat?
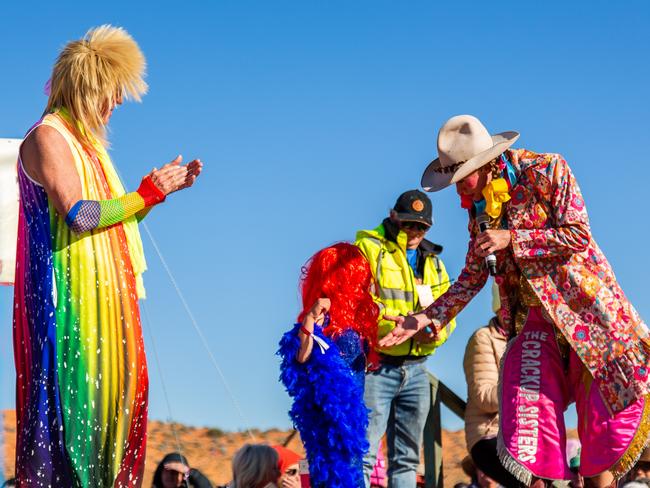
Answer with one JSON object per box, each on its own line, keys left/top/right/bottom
{"left": 424, "top": 148, "right": 650, "bottom": 413}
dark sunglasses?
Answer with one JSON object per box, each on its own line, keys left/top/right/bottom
{"left": 401, "top": 221, "right": 429, "bottom": 231}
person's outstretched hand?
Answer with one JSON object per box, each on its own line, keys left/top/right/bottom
{"left": 149, "top": 155, "right": 203, "bottom": 195}
{"left": 379, "top": 313, "right": 439, "bottom": 348}
{"left": 414, "top": 326, "right": 439, "bottom": 344}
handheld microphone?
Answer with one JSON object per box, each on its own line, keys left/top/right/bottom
{"left": 476, "top": 213, "right": 497, "bottom": 276}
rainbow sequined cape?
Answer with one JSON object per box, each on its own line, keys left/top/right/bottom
{"left": 13, "top": 113, "right": 148, "bottom": 487}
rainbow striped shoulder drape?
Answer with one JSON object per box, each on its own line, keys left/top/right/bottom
{"left": 13, "top": 113, "right": 148, "bottom": 487}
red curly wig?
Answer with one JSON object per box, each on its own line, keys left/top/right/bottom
{"left": 297, "top": 243, "right": 379, "bottom": 353}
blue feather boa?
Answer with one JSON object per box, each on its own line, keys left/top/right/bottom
{"left": 278, "top": 324, "right": 369, "bottom": 488}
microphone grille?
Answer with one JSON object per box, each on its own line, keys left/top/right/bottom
{"left": 476, "top": 213, "right": 490, "bottom": 225}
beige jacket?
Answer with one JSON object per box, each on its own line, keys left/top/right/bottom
{"left": 463, "top": 319, "right": 508, "bottom": 452}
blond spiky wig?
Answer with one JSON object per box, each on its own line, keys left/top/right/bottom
{"left": 45, "top": 25, "right": 148, "bottom": 149}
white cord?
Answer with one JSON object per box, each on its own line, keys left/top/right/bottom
{"left": 142, "top": 222, "right": 256, "bottom": 442}
{"left": 141, "top": 301, "right": 184, "bottom": 456}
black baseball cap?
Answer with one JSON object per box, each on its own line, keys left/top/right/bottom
{"left": 393, "top": 190, "right": 433, "bottom": 227}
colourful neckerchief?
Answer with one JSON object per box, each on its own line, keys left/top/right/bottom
{"left": 482, "top": 177, "right": 511, "bottom": 219}
{"left": 481, "top": 154, "right": 516, "bottom": 218}
{"left": 461, "top": 154, "right": 517, "bottom": 219}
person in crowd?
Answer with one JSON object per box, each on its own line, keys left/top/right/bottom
{"left": 278, "top": 243, "right": 380, "bottom": 487}
{"left": 231, "top": 444, "right": 280, "bottom": 488}
{"left": 152, "top": 452, "right": 213, "bottom": 488}
{"left": 355, "top": 190, "right": 455, "bottom": 487}
{"left": 272, "top": 445, "right": 301, "bottom": 488}
{"left": 622, "top": 482, "right": 650, "bottom": 488}
{"left": 462, "top": 456, "right": 499, "bottom": 488}
{"left": 566, "top": 440, "right": 583, "bottom": 488}
{"left": 13, "top": 25, "right": 202, "bottom": 486}
{"left": 463, "top": 314, "right": 521, "bottom": 487}
{"left": 369, "top": 440, "right": 388, "bottom": 488}
{"left": 621, "top": 448, "right": 650, "bottom": 487}
{"left": 380, "top": 115, "right": 650, "bottom": 487}
{"left": 621, "top": 481, "right": 650, "bottom": 488}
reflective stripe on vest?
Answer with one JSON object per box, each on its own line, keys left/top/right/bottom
{"left": 379, "top": 287, "right": 414, "bottom": 302}
{"left": 371, "top": 238, "right": 416, "bottom": 308}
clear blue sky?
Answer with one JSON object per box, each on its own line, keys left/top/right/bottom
{"left": 1, "top": 0, "right": 649, "bottom": 437}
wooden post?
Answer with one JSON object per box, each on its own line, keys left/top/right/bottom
{"left": 423, "top": 372, "right": 466, "bottom": 488}
{"left": 423, "top": 373, "right": 443, "bottom": 488}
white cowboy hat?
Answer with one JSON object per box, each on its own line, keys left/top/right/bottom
{"left": 421, "top": 115, "right": 519, "bottom": 192}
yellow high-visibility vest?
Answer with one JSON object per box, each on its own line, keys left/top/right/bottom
{"left": 355, "top": 222, "right": 456, "bottom": 357}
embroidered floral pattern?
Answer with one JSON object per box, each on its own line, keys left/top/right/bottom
{"left": 510, "top": 186, "right": 528, "bottom": 206}
{"left": 572, "top": 325, "right": 590, "bottom": 342}
{"left": 571, "top": 195, "right": 585, "bottom": 210}
{"left": 634, "top": 366, "right": 649, "bottom": 382}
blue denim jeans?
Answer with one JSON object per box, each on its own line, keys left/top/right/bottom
{"left": 362, "top": 360, "right": 431, "bottom": 488}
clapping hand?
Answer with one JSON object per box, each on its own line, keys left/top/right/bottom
{"left": 149, "top": 155, "right": 203, "bottom": 195}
